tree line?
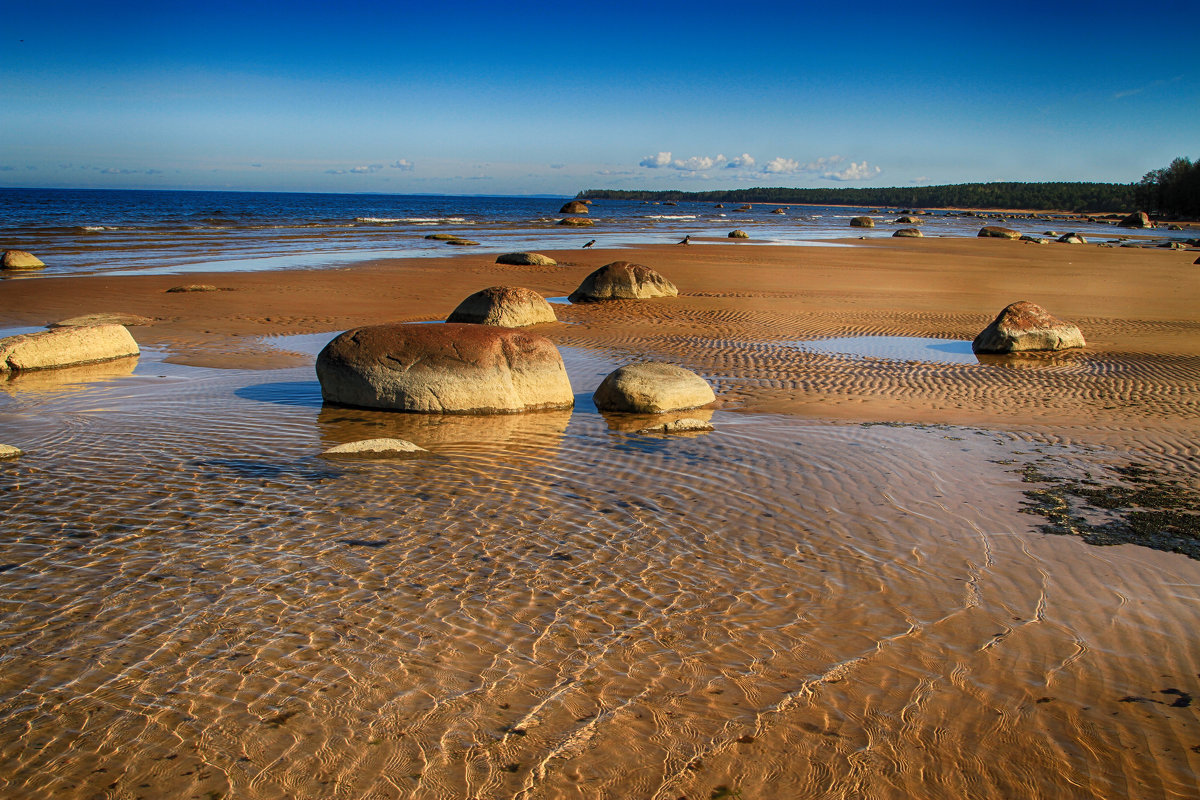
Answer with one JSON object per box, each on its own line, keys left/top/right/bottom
{"left": 1134, "top": 157, "right": 1200, "bottom": 218}
{"left": 576, "top": 182, "right": 1138, "bottom": 212}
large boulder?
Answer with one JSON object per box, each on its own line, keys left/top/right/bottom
{"left": 1118, "top": 211, "right": 1152, "bottom": 229}
{"left": 558, "top": 217, "right": 594, "bottom": 227}
{"left": 972, "top": 301, "right": 1086, "bottom": 353}
{"left": 316, "top": 323, "right": 574, "bottom": 414}
{"left": 568, "top": 261, "right": 677, "bottom": 303}
{"left": 593, "top": 362, "right": 716, "bottom": 413}
{"left": 559, "top": 201, "right": 589, "bottom": 214}
{"left": 893, "top": 228, "right": 923, "bottom": 238}
{"left": 849, "top": 216, "right": 875, "bottom": 228}
{"left": 728, "top": 229, "right": 750, "bottom": 239}
{"left": 446, "top": 286, "right": 557, "bottom": 327}
{"left": 0, "top": 324, "right": 140, "bottom": 373}
{"left": 496, "top": 252, "right": 557, "bottom": 266}
{"left": 1, "top": 250, "right": 45, "bottom": 271}
{"left": 978, "top": 226, "right": 1021, "bottom": 239}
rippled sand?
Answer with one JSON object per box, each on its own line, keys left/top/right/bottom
{"left": 1, "top": 240, "right": 1199, "bottom": 798}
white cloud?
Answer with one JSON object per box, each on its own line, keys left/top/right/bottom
{"left": 672, "top": 154, "right": 726, "bottom": 171}
{"left": 350, "top": 164, "right": 384, "bottom": 174}
{"left": 763, "top": 157, "right": 802, "bottom": 174}
{"left": 802, "top": 155, "right": 842, "bottom": 171}
{"left": 639, "top": 151, "right": 673, "bottom": 168}
{"left": 390, "top": 159, "right": 414, "bottom": 171}
{"left": 726, "top": 153, "right": 755, "bottom": 169}
{"left": 824, "top": 161, "right": 882, "bottom": 181}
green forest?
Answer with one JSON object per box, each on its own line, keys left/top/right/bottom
{"left": 577, "top": 157, "right": 1199, "bottom": 217}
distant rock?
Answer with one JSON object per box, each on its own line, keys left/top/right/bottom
{"left": 1057, "top": 233, "right": 1086, "bottom": 244}
{"left": 559, "top": 201, "right": 589, "bottom": 214}
{"left": 0, "top": 444, "right": 21, "bottom": 459}
{"left": 1167, "top": 224, "right": 1183, "bottom": 231}
{"left": 321, "top": 438, "right": 428, "bottom": 458}
{"left": 316, "top": 323, "right": 574, "bottom": 414}
{"left": 1, "top": 250, "right": 45, "bottom": 271}
{"left": 972, "top": 301, "right": 1085, "bottom": 353}
{"left": 496, "top": 252, "right": 557, "bottom": 266}
{"left": 593, "top": 362, "right": 716, "bottom": 413}
{"left": 771, "top": 208, "right": 786, "bottom": 215}
{"left": 728, "top": 229, "right": 750, "bottom": 239}
{"left": 558, "top": 217, "right": 594, "bottom": 227}
{"left": 441, "top": 237, "right": 479, "bottom": 245}
{"left": 1019, "top": 235, "right": 1050, "bottom": 244}
{"left": 50, "top": 313, "right": 155, "bottom": 328}
{"left": 166, "top": 284, "right": 220, "bottom": 293}
{"left": 1118, "top": 211, "right": 1152, "bottom": 229}
{"left": 1161, "top": 241, "right": 1185, "bottom": 250}
{"left": 714, "top": 204, "right": 725, "bottom": 208}
{"left": 978, "top": 226, "right": 1021, "bottom": 239}
{"left": 895, "top": 216, "right": 922, "bottom": 224}
{"left": 893, "top": 228, "right": 923, "bottom": 238}
{"left": 0, "top": 324, "right": 140, "bottom": 373}
{"left": 849, "top": 216, "right": 875, "bottom": 228}
{"left": 425, "top": 233, "right": 463, "bottom": 240}
{"left": 635, "top": 417, "right": 714, "bottom": 435}
{"left": 734, "top": 204, "right": 752, "bottom": 212}
{"left": 568, "top": 261, "right": 677, "bottom": 303}
{"left": 446, "top": 286, "right": 557, "bottom": 327}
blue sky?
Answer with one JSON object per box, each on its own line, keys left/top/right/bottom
{"left": 2, "top": 0, "right": 1195, "bottom": 195}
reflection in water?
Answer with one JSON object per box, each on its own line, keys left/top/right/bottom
{"left": 600, "top": 406, "right": 715, "bottom": 433}
{"left": 0, "top": 356, "right": 139, "bottom": 394}
{"left": 0, "top": 358, "right": 1197, "bottom": 800}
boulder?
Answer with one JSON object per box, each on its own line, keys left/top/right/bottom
{"left": 1020, "top": 235, "right": 1050, "bottom": 244}
{"left": 734, "top": 204, "right": 752, "bottom": 211}
{"left": 0, "top": 444, "right": 21, "bottom": 459}
{"left": 895, "top": 216, "right": 922, "bottom": 224}
{"left": 496, "top": 252, "right": 557, "bottom": 266}
{"left": 1118, "top": 211, "right": 1152, "bottom": 229}
{"left": 728, "top": 229, "right": 750, "bottom": 239}
{"left": 439, "top": 237, "right": 478, "bottom": 245}
{"left": 316, "top": 323, "right": 573, "bottom": 414}
{"left": 321, "top": 438, "right": 428, "bottom": 458}
{"left": 1167, "top": 224, "right": 1183, "bottom": 231}
{"left": 0, "top": 324, "right": 140, "bottom": 373}
{"left": 972, "top": 301, "right": 1085, "bottom": 354}
{"left": 893, "top": 228, "right": 923, "bottom": 238}
{"left": 166, "top": 284, "right": 220, "bottom": 293}
{"left": 978, "top": 226, "right": 1021, "bottom": 239}
{"left": 446, "top": 286, "right": 557, "bottom": 327}
{"left": 559, "top": 201, "right": 589, "bottom": 214}
{"left": 50, "top": 313, "right": 155, "bottom": 328}
{"left": 1057, "top": 233, "right": 1086, "bottom": 244}
{"left": 771, "top": 208, "right": 787, "bottom": 215}
{"left": 849, "top": 216, "right": 875, "bottom": 228}
{"left": 593, "top": 362, "right": 716, "bottom": 413}
{"left": 558, "top": 217, "right": 594, "bottom": 227}
{"left": 1, "top": 250, "right": 45, "bottom": 271}
{"left": 568, "top": 261, "right": 677, "bottom": 303}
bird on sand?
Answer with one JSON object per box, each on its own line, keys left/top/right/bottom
{"left": 676, "top": 235, "right": 691, "bottom": 245}
{"left": 583, "top": 239, "right": 596, "bottom": 248}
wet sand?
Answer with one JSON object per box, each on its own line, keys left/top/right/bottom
{"left": 1, "top": 239, "right": 1199, "bottom": 798}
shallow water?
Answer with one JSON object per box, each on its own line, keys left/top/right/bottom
{"left": 1, "top": 342, "right": 1199, "bottom": 799}
{"left": 790, "top": 336, "right": 980, "bottom": 365}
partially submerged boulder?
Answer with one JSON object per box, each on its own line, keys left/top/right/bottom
{"left": 559, "top": 201, "right": 589, "bottom": 214}
{"left": 316, "top": 323, "right": 574, "bottom": 414}
{"left": 849, "top": 216, "right": 875, "bottom": 228}
{"left": 895, "top": 216, "right": 922, "bottom": 224}
{"left": 728, "top": 230, "right": 750, "bottom": 239}
{"left": 978, "top": 226, "right": 1021, "bottom": 240}
{"left": 1057, "top": 233, "right": 1087, "bottom": 244}
{"left": 496, "top": 252, "right": 557, "bottom": 266}
{"left": 1, "top": 250, "right": 45, "bottom": 271}
{"left": 568, "top": 261, "right": 677, "bottom": 303}
{"left": 972, "top": 301, "right": 1085, "bottom": 353}
{"left": 50, "top": 313, "right": 155, "bottom": 328}
{"left": 321, "top": 438, "right": 428, "bottom": 458}
{"left": 593, "top": 362, "right": 716, "bottom": 413}
{"left": 0, "top": 324, "right": 140, "bottom": 373}
{"left": 0, "top": 444, "right": 22, "bottom": 459}
{"left": 558, "top": 217, "right": 594, "bottom": 227}
{"left": 893, "top": 228, "right": 923, "bottom": 238}
{"left": 1118, "top": 211, "right": 1152, "bottom": 229}
{"left": 446, "top": 286, "right": 557, "bottom": 327}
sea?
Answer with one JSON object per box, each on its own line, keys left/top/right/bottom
{"left": 1, "top": 187, "right": 1187, "bottom": 278}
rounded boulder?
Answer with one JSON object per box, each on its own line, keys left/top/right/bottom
{"left": 0, "top": 324, "right": 140, "bottom": 373}
{"left": 972, "top": 301, "right": 1086, "bottom": 353}
{"left": 559, "top": 201, "right": 589, "bottom": 214}
{"left": 593, "top": 362, "right": 716, "bottom": 414}
{"left": 728, "top": 229, "right": 750, "bottom": 239}
{"left": 978, "top": 226, "right": 1021, "bottom": 239}
{"left": 1118, "top": 211, "right": 1152, "bottom": 229}
{"left": 446, "top": 286, "right": 557, "bottom": 327}
{"left": 568, "top": 261, "right": 677, "bottom": 303}
{"left": 1, "top": 250, "right": 45, "bottom": 271}
{"left": 849, "top": 216, "right": 875, "bottom": 228}
{"left": 496, "top": 252, "right": 557, "bottom": 266}
{"left": 893, "top": 228, "right": 923, "bottom": 238}
{"left": 316, "top": 323, "right": 574, "bottom": 414}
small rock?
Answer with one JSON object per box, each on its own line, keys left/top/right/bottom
{"left": 0, "top": 444, "right": 22, "bottom": 459}
{"left": 1, "top": 250, "right": 45, "bottom": 271}
{"left": 441, "top": 237, "right": 479, "bottom": 246}
{"left": 321, "top": 438, "right": 427, "bottom": 458}
{"left": 166, "top": 284, "right": 220, "bottom": 293}
{"left": 1019, "top": 235, "right": 1050, "bottom": 244}
{"left": 733, "top": 204, "right": 752, "bottom": 212}
{"left": 50, "top": 313, "right": 155, "bottom": 328}
{"left": 594, "top": 362, "right": 716, "bottom": 413}
{"left": 558, "top": 217, "right": 594, "bottom": 227}
{"left": 728, "top": 230, "right": 750, "bottom": 239}
{"left": 496, "top": 252, "right": 557, "bottom": 266}
{"left": 635, "top": 417, "right": 715, "bottom": 435}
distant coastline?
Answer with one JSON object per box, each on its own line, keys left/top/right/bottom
{"left": 577, "top": 181, "right": 1137, "bottom": 214}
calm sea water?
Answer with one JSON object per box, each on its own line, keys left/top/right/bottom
{"left": 0, "top": 188, "right": 1175, "bottom": 278}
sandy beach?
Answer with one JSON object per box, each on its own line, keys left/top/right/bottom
{"left": 2, "top": 237, "right": 1199, "bottom": 799}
